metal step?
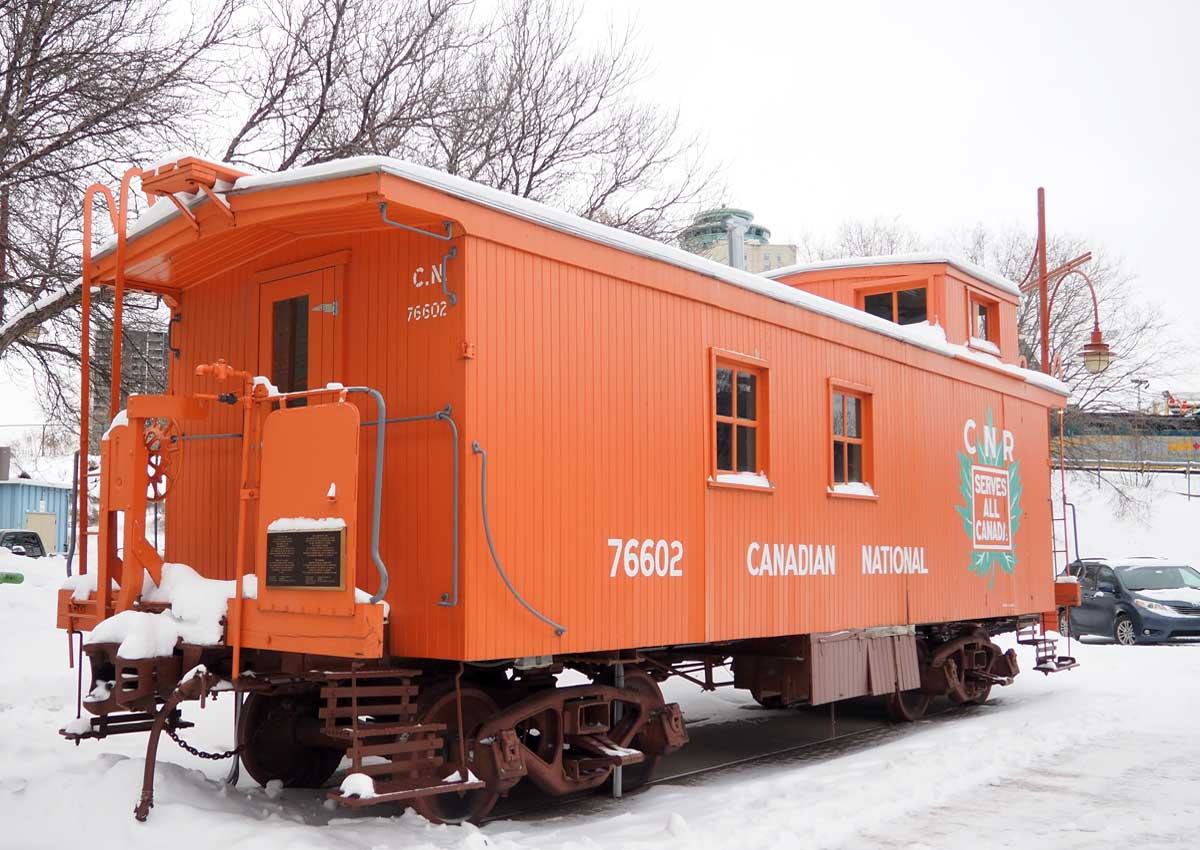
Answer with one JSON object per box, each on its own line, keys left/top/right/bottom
{"left": 60, "top": 709, "right": 190, "bottom": 742}
{"left": 328, "top": 772, "right": 486, "bottom": 809}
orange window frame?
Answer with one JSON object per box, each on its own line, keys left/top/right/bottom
{"left": 856, "top": 281, "right": 929, "bottom": 325}
{"left": 828, "top": 379, "right": 874, "bottom": 492}
{"left": 709, "top": 349, "right": 770, "bottom": 485}
{"left": 966, "top": 290, "right": 1000, "bottom": 344}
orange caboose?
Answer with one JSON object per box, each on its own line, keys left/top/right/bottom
{"left": 58, "top": 156, "right": 1073, "bottom": 824}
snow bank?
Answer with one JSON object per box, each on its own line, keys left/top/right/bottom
{"left": 1062, "top": 471, "right": 1200, "bottom": 566}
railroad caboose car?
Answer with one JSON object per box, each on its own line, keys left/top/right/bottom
{"left": 57, "top": 156, "right": 1076, "bottom": 824}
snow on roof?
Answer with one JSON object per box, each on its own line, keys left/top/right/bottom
{"left": 0, "top": 478, "right": 70, "bottom": 490}
{"left": 1091, "top": 556, "right": 1185, "bottom": 567}
{"left": 109, "top": 155, "right": 1065, "bottom": 397}
{"left": 763, "top": 253, "right": 1022, "bottom": 296}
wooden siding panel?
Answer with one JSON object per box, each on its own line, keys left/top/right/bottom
{"left": 465, "top": 236, "right": 1057, "bottom": 660}
{"left": 158, "top": 190, "right": 1059, "bottom": 664}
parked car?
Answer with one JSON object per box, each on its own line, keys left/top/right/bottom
{"left": 0, "top": 530, "right": 46, "bottom": 558}
{"left": 1060, "top": 556, "right": 1200, "bottom": 645}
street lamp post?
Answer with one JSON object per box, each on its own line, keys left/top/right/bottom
{"left": 1025, "top": 188, "right": 1116, "bottom": 578}
{"left": 1028, "top": 187, "right": 1113, "bottom": 377}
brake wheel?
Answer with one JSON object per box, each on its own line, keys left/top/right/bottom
{"left": 143, "top": 418, "right": 183, "bottom": 501}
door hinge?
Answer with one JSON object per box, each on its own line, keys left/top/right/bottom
{"left": 312, "top": 300, "right": 339, "bottom": 316}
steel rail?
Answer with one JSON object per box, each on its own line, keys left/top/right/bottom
{"left": 482, "top": 703, "right": 960, "bottom": 824}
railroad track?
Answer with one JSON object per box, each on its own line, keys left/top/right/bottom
{"left": 485, "top": 701, "right": 970, "bottom": 824}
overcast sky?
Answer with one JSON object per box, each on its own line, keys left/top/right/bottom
{"left": 602, "top": 0, "right": 1198, "bottom": 368}
{"left": 2, "top": 0, "right": 1196, "bottom": 429}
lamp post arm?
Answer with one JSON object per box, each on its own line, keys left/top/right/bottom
{"left": 1048, "top": 268, "right": 1103, "bottom": 333}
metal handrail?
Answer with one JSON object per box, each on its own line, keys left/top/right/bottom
{"left": 176, "top": 397, "right": 466, "bottom": 606}
{"left": 361, "top": 405, "right": 462, "bottom": 607}
{"left": 344, "top": 387, "right": 388, "bottom": 603}
{"left": 377, "top": 203, "right": 458, "bottom": 305}
{"left": 472, "top": 440, "right": 566, "bottom": 636}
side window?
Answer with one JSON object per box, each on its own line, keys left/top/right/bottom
{"left": 830, "top": 385, "right": 873, "bottom": 489}
{"left": 861, "top": 287, "right": 927, "bottom": 325}
{"left": 712, "top": 353, "right": 769, "bottom": 483}
{"left": 1097, "top": 567, "right": 1117, "bottom": 591}
{"left": 1078, "top": 564, "right": 1097, "bottom": 591}
{"left": 968, "top": 294, "right": 999, "bottom": 344}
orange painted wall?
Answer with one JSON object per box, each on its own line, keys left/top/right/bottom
{"left": 459, "top": 237, "right": 1056, "bottom": 659}
{"left": 153, "top": 177, "right": 1062, "bottom": 664}
{"left": 167, "top": 227, "right": 469, "bottom": 660}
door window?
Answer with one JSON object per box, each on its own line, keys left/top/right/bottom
{"left": 270, "top": 295, "right": 310, "bottom": 394}
{"left": 1078, "top": 564, "right": 1097, "bottom": 592}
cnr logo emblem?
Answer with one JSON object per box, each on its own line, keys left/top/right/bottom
{"left": 955, "top": 409, "right": 1023, "bottom": 588}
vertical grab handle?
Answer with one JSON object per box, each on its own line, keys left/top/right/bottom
{"left": 345, "top": 387, "right": 388, "bottom": 603}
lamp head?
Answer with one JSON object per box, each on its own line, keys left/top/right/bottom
{"left": 1080, "top": 328, "right": 1113, "bottom": 375}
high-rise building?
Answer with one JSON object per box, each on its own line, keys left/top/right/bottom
{"left": 89, "top": 325, "right": 169, "bottom": 447}
{"left": 679, "top": 208, "right": 797, "bottom": 274}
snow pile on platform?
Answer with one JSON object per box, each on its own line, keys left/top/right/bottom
{"left": 338, "top": 773, "right": 376, "bottom": 799}
{"left": 266, "top": 516, "right": 347, "bottom": 532}
{"left": 60, "top": 571, "right": 119, "bottom": 602}
{"left": 88, "top": 609, "right": 181, "bottom": 658}
{"left": 83, "top": 563, "right": 252, "bottom": 657}
{"left": 77, "top": 557, "right": 385, "bottom": 659}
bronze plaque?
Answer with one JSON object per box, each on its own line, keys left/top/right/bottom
{"left": 265, "top": 528, "right": 346, "bottom": 590}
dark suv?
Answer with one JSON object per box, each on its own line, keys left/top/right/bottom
{"left": 0, "top": 530, "right": 46, "bottom": 558}
{"left": 1061, "top": 557, "right": 1200, "bottom": 645}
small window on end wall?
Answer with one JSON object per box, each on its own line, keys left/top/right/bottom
{"left": 970, "top": 297, "right": 995, "bottom": 342}
{"left": 830, "top": 385, "right": 874, "bottom": 495}
{"left": 712, "top": 354, "right": 770, "bottom": 488}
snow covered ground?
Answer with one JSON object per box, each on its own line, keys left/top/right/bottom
{"left": 3, "top": 471, "right": 1200, "bottom": 849}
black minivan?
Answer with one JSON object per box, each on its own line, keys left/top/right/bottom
{"left": 1061, "top": 557, "right": 1200, "bottom": 645}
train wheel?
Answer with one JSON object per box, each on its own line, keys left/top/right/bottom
{"left": 965, "top": 684, "right": 993, "bottom": 706}
{"left": 753, "top": 694, "right": 786, "bottom": 709}
{"left": 238, "top": 692, "right": 343, "bottom": 788}
{"left": 609, "top": 668, "right": 664, "bottom": 793}
{"left": 885, "top": 689, "right": 931, "bottom": 722}
{"left": 411, "top": 686, "right": 500, "bottom": 825}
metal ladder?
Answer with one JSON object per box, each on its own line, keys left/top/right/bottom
{"left": 318, "top": 669, "right": 485, "bottom": 808}
{"left": 1050, "top": 500, "right": 1080, "bottom": 575}
{"left": 1016, "top": 622, "right": 1077, "bottom": 674}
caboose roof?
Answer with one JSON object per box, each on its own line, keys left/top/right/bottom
{"left": 763, "top": 254, "right": 1022, "bottom": 297}
{"left": 96, "top": 155, "right": 1067, "bottom": 397}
